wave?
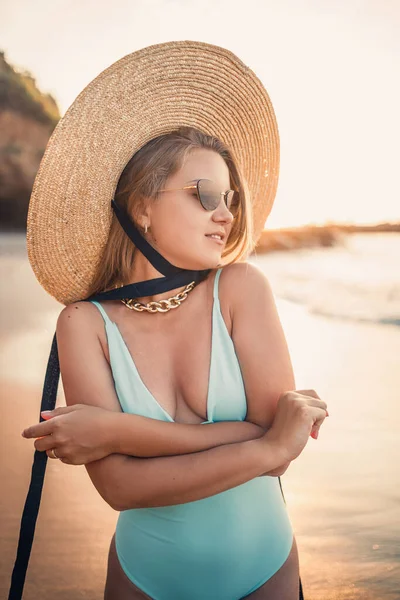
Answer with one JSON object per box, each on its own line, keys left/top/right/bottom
{"left": 252, "top": 233, "right": 400, "bottom": 328}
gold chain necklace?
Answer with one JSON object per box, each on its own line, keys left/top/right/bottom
{"left": 120, "top": 281, "right": 196, "bottom": 313}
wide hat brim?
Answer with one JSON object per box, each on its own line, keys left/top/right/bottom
{"left": 26, "top": 40, "right": 280, "bottom": 305}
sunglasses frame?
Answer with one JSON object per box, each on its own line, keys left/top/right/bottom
{"left": 158, "top": 178, "right": 239, "bottom": 217}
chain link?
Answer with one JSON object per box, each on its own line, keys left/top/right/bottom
{"left": 120, "top": 281, "right": 196, "bottom": 313}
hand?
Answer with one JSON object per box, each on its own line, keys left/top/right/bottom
{"left": 261, "top": 389, "right": 329, "bottom": 463}
{"left": 21, "top": 404, "right": 120, "bottom": 465}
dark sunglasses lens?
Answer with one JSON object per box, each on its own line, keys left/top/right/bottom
{"left": 197, "top": 179, "right": 219, "bottom": 211}
{"left": 197, "top": 180, "right": 240, "bottom": 217}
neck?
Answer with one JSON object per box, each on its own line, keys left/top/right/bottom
{"left": 122, "top": 253, "right": 192, "bottom": 303}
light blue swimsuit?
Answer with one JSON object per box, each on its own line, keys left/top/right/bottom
{"left": 90, "top": 267, "right": 294, "bottom": 600}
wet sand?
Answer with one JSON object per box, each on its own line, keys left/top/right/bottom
{"left": 1, "top": 233, "right": 399, "bottom": 599}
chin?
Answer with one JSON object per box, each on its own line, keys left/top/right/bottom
{"left": 199, "top": 252, "right": 224, "bottom": 270}
{"left": 167, "top": 243, "right": 224, "bottom": 271}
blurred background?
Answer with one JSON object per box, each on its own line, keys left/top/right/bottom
{"left": 1, "top": 1, "right": 399, "bottom": 599}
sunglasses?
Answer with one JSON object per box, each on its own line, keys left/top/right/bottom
{"left": 158, "top": 179, "right": 240, "bottom": 218}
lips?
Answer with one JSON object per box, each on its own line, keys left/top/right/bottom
{"left": 205, "top": 234, "right": 224, "bottom": 245}
{"left": 205, "top": 231, "right": 226, "bottom": 241}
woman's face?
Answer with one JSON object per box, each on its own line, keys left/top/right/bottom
{"left": 145, "top": 149, "right": 235, "bottom": 270}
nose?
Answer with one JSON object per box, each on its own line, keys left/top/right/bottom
{"left": 212, "top": 197, "right": 234, "bottom": 224}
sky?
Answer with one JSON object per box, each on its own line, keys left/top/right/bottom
{"left": 1, "top": 0, "right": 399, "bottom": 229}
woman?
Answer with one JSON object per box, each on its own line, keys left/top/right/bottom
{"left": 18, "top": 42, "right": 328, "bottom": 600}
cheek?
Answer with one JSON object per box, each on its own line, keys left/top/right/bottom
{"left": 154, "top": 201, "right": 204, "bottom": 245}
{"left": 168, "top": 221, "right": 203, "bottom": 252}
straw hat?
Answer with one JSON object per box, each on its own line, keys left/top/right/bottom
{"left": 26, "top": 40, "right": 280, "bottom": 305}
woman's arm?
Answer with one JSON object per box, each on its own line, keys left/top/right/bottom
{"left": 88, "top": 437, "right": 283, "bottom": 511}
{"left": 110, "top": 412, "right": 279, "bottom": 477}
{"left": 110, "top": 412, "right": 266, "bottom": 457}
{"left": 225, "top": 262, "right": 297, "bottom": 431}
{"left": 27, "top": 404, "right": 269, "bottom": 462}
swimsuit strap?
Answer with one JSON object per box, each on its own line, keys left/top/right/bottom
{"left": 213, "top": 267, "right": 223, "bottom": 301}
{"left": 89, "top": 300, "right": 112, "bottom": 325}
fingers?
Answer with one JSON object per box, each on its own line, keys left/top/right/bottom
{"left": 292, "top": 390, "right": 328, "bottom": 413}
{"left": 22, "top": 405, "right": 83, "bottom": 438}
{"left": 41, "top": 405, "right": 82, "bottom": 419}
{"left": 310, "top": 411, "right": 329, "bottom": 439}
{"left": 310, "top": 423, "right": 322, "bottom": 439}
{"left": 22, "top": 418, "right": 55, "bottom": 439}
{"left": 22, "top": 405, "right": 84, "bottom": 465}
{"left": 285, "top": 389, "right": 330, "bottom": 441}
{"left": 295, "top": 389, "right": 321, "bottom": 399}
{"left": 45, "top": 448, "right": 68, "bottom": 462}
{"left": 34, "top": 435, "right": 58, "bottom": 452}
{"left": 306, "top": 398, "right": 328, "bottom": 412}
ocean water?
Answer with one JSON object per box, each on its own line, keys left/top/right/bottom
{"left": 251, "top": 232, "right": 400, "bottom": 328}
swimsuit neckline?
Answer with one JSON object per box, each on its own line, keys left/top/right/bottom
{"left": 111, "top": 309, "right": 215, "bottom": 423}
{"left": 106, "top": 270, "right": 222, "bottom": 423}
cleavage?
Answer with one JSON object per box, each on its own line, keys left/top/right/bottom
{"left": 110, "top": 299, "right": 214, "bottom": 424}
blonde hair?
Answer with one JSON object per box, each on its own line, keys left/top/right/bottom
{"left": 87, "top": 126, "right": 255, "bottom": 296}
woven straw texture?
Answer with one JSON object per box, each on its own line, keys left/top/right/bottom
{"left": 26, "top": 40, "right": 280, "bottom": 305}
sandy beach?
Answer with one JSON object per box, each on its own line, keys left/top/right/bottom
{"left": 1, "top": 232, "right": 399, "bottom": 599}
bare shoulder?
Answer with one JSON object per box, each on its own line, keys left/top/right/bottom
{"left": 56, "top": 300, "right": 111, "bottom": 361}
{"left": 219, "top": 261, "right": 269, "bottom": 286}
{"left": 56, "top": 300, "right": 104, "bottom": 336}
{"left": 57, "top": 300, "right": 98, "bottom": 323}
{"left": 219, "top": 262, "right": 273, "bottom": 313}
